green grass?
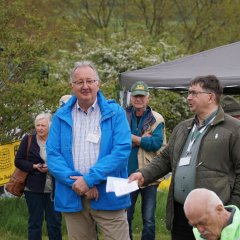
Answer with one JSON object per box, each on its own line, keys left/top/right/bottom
{"left": 0, "top": 191, "right": 170, "bottom": 239}
{"left": 131, "top": 190, "right": 170, "bottom": 240}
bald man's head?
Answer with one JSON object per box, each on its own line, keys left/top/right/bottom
{"left": 184, "top": 188, "right": 222, "bottom": 216}
{"left": 184, "top": 188, "right": 230, "bottom": 240}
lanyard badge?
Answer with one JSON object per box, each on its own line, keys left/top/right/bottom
{"left": 179, "top": 117, "right": 215, "bottom": 167}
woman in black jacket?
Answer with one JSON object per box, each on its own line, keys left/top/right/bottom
{"left": 15, "top": 112, "right": 62, "bottom": 240}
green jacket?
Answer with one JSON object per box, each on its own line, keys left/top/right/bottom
{"left": 193, "top": 205, "right": 240, "bottom": 240}
{"left": 139, "top": 107, "right": 240, "bottom": 230}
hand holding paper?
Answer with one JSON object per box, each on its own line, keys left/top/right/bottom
{"left": 106, "top": 177, "right": 139, "bottom": 197}
{"left": 128, "top": 172, "right": 145, "bottom": 186}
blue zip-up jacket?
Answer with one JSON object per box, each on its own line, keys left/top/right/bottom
{"left": 46, "top": 91, "right": 132, "bottom": 212}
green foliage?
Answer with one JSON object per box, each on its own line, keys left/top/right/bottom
{"left": 0, "top": 196, "right": 68, "bottom": 239}
{"left": 0, "top": 77, "right": 71, "bottom": 143}
{"left": 0, "top": 197, "right": 29, "bottom": 238}
{"left": 150, "top": 90, "right": 191, "bottom": 137}
{"left": 1, "top": 22, "right": 184, "bottom": 142}
{"left": 1, "top": 0, "right": 239, "bottom": 142}
{"left": 0, "top": 0, "right": 72, "bottom": 143}
{"left": 57, "top": 34, "right": 182, "bottom": 100}
{"left": 48, "top": 0, "right": 240, "bottom": 54}
{"left": 131, "top": 190, "right": 170, "bottom": 239}
{"left": 0, "top": 1, "right": 53, "bottom": 83}
{"left": 171, "top": 0, "right": 240, "bottom": 53}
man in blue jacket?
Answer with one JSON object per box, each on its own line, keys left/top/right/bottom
{"left": 47, "top": 61, "right": 132, "bottom": 240}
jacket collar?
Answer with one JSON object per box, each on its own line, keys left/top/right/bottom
{"left": 126, "top": 105, "right": 156, "bottom": 133}
{"left": 55, "top": 91, "right": 114, "bottom": 125}
{"left": 186, "top": 106, "right": 225, "bottom": 129}
{"left": 97, "top": 91, "right": 115, "bottom": 119}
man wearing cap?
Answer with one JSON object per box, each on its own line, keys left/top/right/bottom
{"left": 222, "top": 95, "right": 240, "bottom": 120}
{"left": 126, "top": 81, "right": 166, "bottom": 240}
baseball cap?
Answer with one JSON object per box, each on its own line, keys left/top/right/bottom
{"left": 221, "top": 95, "right": 240, "bottom": 117}
{"left": 130, "top": 81, "right": 149, "bottom": 96}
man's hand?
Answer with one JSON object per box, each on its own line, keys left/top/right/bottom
{"left": 85, "top": 186, "right": 99, "bottom": 200}
{"left": 131, "top": 134, "right": 141, "bottom": 147}
{"left": 128, "top": 172, "right": 145, "bottom": 187}
{"left": 70, "top": 176, "right": 89, "bottom": 195}
{"left": 132, "top": 132, "right": 151, "bottom": 147}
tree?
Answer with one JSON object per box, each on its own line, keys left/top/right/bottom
{"left": 172, "top": 0, "right": 240, "bottom": 53}
{"left": 134, "top": 0, "right": 168, "bottom": 37}
{"left": 0, "top": 0, "right": 71, "bottom": 142}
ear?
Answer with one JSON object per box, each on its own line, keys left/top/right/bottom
{"left": 215, "top": 204, "right": 224, "bottom": 214}
{"left": 97, "top": 80, "right": 101, "bottom": 88}
{"left": 209, "top": 92, "right": 216, "bottom": 103}
{"left": 130, "top": 95, "right": 135, "bottom": 103}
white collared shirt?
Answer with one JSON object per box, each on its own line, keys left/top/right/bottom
{"left": 71, "top": 98, "right": 101, "bottom": 174}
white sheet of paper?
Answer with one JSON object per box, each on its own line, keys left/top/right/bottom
{"left": 106, "top": 177, "right": 139, "bottom": 197}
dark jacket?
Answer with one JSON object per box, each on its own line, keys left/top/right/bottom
{"left": 139, "top": 107, "right": 240, "bottom": 230}
{"left": 15, "top": 133, "right": 47, "bottom": 192}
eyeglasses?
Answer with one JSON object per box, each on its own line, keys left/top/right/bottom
{"left": 72, "top": 79, "right": 98, "bottom": 87}
{"left": 188, "top": 90, "right": 211, "bottom": 97}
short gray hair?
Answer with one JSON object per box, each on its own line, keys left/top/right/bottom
{"left": 34, "top": 112, "right": 52, "bottom": 127}
{"left": 69, "top": 61, "right": 100, "bottom": 83}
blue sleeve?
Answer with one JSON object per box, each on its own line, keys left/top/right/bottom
{"left": 47, "top": 116, "right": 80, "bottom": 187}
{"left": 140, "top": 122, "right": 164, "bottom": 152}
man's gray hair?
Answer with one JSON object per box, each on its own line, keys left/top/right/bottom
{"left": 34, "top": 112, "right": 52, "bottom": 127}
{"left": 69, "top": 61, "right": 100, "bottom": 83}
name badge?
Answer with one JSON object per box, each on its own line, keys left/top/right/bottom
{"left": 86, "top": 133, "right": 100, "bottom": 143}
{"left": 179, "top": 156, "right": 191, "bottom": 166}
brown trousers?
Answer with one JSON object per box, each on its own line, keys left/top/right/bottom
{"left": 64, "top": 197, "right": 130, "bottom": 240}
